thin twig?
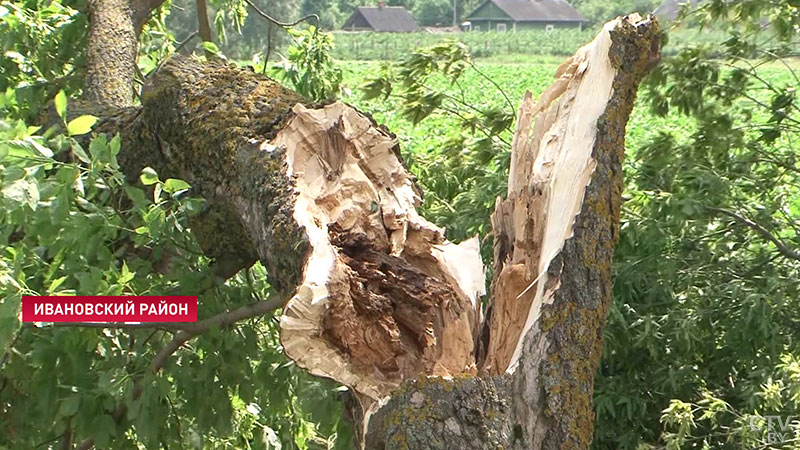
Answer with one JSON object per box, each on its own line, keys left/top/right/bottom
{"left": 242, "top": 0, "right": 318, "bottom": 29}
{"left": 707, "top": 206, "right": 800, "bottom": 261}
{"left": 468, "top": 60, "right": 516, "bottom": 114}
{"left": 175, "top": 30, "right": 199, "bottom": 54}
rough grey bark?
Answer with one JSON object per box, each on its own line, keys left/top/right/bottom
{"left": 83, "top": 0, "right": 171, "bottom": 107}
{"left": 84, "top": 0, "right": 138, "bottom": 107}
{"left": 89, "top": 58, "right": 310, "bottom": 288}
{"left": 509, "top": 21, "right": 661, "bottom": 449}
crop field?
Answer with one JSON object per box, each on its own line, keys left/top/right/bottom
{"left": 336, "top": 58, "right": 798, "bottom": 241}
{"left": 340, "top": 59, "right": 676, "bottom": 154}
{"left": 340, "top": 57, "right": 798, "bottom": 172}
{"left": 329, "top": 28, "right": 732, "bottom": 61}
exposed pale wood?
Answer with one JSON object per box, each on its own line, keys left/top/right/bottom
{"left": 483, "top": 15, "right": 643, "bottom": 376}
{"left": 277, "top": 103, "right": 483, "bottom": 405}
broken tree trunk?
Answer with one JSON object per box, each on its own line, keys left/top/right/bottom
{"left": 89, "top": 13, "right": 658, "bottom": 450}
{"left": 365, "top": 15, "right": 660, "bottom": 449}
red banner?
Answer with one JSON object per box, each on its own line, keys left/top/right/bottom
{"left": 21, "top": 296, "right": 197, "bottom": 322}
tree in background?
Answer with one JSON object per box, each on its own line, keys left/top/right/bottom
{"left": 413, "top": 0, "right": 453, "bottom": 26}
{"left": 300, "top": 0, "right": 343, "bottom": 30}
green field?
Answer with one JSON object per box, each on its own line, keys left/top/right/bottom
{"left": 328, "top": 28, "right": 733, "bottom": 61}
{"left": 340, "top": 59, "right": 678, "bottom": 155}
{"left": 334, "top": 57, "right": 798, "bottom": 243}
{"left": 339, "top": 56, "right": 798, "bottom": 173}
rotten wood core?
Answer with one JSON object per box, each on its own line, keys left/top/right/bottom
{"left": 275, "top": 102, "right": 482, "bottom": 404}
{"left": 84, "top": 14, "right": 659, "bottom": 449}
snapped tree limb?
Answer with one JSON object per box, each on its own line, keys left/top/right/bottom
{"left": 82, "top": 13, "right": 659, "bottom": 450}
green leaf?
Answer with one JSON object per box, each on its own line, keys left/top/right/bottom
{"left": 91, "top": 415, "right": 116, "bottom": 447}
{"left": 0, "top": 293, "right": 21, "bottom": 366}
{"left": 54, "top": 90, "right": 67, "bottom": 119}
{"left": 139, "top": 167, "right": 159, "bottom": 185}
{"left": 118, "top": 262, "right": 134, "bottom": 284}
{"left": 2, "top": 178, "right": 39, "bottom": 210}
{"left": 26, "top": 137, "right": 53, "bottom": 158}
{"left": 153, "top": 182, "right": 162, "bottom": 203}
{"left": 89, "top": 134, "right": 109, "bottom": 163}
{"left": 48, "top": 276, "right": 68, "bottom": 293}
{"left": 70, "top": 141, "right": 91, "bottom": 164}
{"left": 58, "top": 395, "right": 80, "bottom": 417}
{"left": 125, "top": 186, "right": 149, "bottom": 210}
{"left": 201, "top": 41, "right": 220, "bottom": 55}
{"left": 163, "top": 178, "right": 190, "bottom": 194}
{"left": 182, "top": 197, "right": 205, "bottom": 216}
{"left": 66, "top": 115, "right": 98, "bottom": 136}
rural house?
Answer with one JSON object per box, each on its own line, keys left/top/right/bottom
{"left": 465, "top": 0, "right": 587, "bottom": 32}
{"left": 341, "top": 4, "right": 420, "bottom": 32}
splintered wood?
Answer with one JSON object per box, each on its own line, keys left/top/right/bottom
{"left": 483, "top": 16, "right": 633, "bottom": 375}
{"left": 277, "top": 103, "right": 484, "bottom": 402}
{"left": 274, "top": 14, "right": 656, "bottom": 441}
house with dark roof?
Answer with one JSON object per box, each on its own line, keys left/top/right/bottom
{"left": 465, "top": 0, "right": 587, "bottom": 32}
{"left": 342, "top": 4, "right": 420, "bottom": 32}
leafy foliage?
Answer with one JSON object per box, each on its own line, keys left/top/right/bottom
{"left": 0, "top": 93, "right": 351, "bottom": 448}
{"left": 273, "top": 26, "right": 343, "bottom": 101}
{"left": 0, "top": 0, "right": 85, "bottom": 120}
{"left": 593, "top": 2, "right": 800, "bottom": 448}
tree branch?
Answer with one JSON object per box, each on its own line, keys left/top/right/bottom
{"left": 242, "top": 0, "right": 318, "bottom": 28}
{"left": 74, "top": 295, "right": 284, "bottom": 449}
{"left": 146, "top": 294, "right": 284, "bottom": 375}
{"left": 175, "top": 30, "right": 199, "bottom": 54}
{"left": 23, "top": 322, "right": 192, "bottom": 331}
{"left": 708, "top": 206, "right": 800, "bottom": 261}
{"left": 129, "top": 0, "right": 168, "bottom": 30}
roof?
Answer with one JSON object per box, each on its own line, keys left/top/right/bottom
{"left": 653, "top": 0, "right": 703, "bottom": 21}
{"left": 342, "top": 6, "right": 420, "bottom": 32}
{"left": 468, "top": 0, "right": 588, "bottom": 23}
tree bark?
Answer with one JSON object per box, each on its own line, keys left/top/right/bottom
{"left": 195, "top": 0, "right": 214, "bottom": 58}
{"left": 84, "top": 0, "right": 138, "bottom": 107}
{"left": 83, "top": 0, "right": 170, "bottom": 107}
{"left": 84, "top": 14, "right": 660, "bottom": 450}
